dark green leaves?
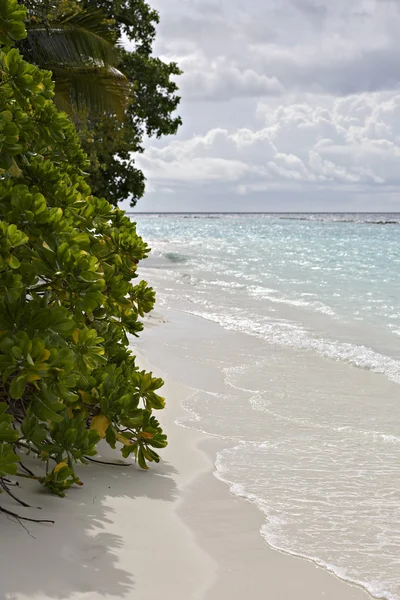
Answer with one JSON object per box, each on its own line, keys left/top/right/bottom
{"left": 0, "top": 405, "right": 20, "bottom": 476}
{"left": 18, "top": 3, "right": 130, "bottom": 116}
{"left": 0, "top": 0, "right": 27, "bottom": 46}
{"left": 21, "top": 414, "right": 47, "bottom": 444}
{"left": 0, "top": 442, "right": 20, "bottom": 476}
{"left": 0, "top": 0, "right": 167, "bottom": 499}
{"left": 0, "top": 403, "right": 19, "bottom": 442}
{"left": 68, "top": 0, "right": 182, "bottom": 206}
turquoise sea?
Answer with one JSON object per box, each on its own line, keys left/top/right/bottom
{"left": 135, "top": 213, "right": 400, "bottom": 600}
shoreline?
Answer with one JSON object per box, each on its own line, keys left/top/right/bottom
{"left": 0, "top": 309, "right": 377, "bottom": 599}
{"left": 0, "top": 353, "right": 216, "bottom": 600}
{"left": 136, "top": 309, "right": 375, "bottom": 600}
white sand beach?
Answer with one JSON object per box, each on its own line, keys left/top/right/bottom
{"left": 2, "top": 0, "right": 399, "bottom": 596}
{"left": 0, "top": 309, "right": 375, "bottom": 600}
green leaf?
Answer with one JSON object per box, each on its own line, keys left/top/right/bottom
{"left": 21, "top": 415, "right": 47, "bottom": 444}
{"left": 8, "top": 255, "right": 20, "bottom": 269}
{"left": 0, "top": 443, "right": 20, "bottom": 477}
{"left": 0, "top": 424, "right": 19, "bottom": 443}
{"left": 0, "top": 0, "right": 169, "bottom": 495}
{"left": 105, "top": 425, "right": 117, "bottom": 449}
{"left": 9, "top": 374, "right": 28, "bottom": 400}
{"left": 32, "top": 397, "right": 65, "bottom": 423}
{"left": 64, "top": 428, "right": 77, "bottom": 446}
{"left": 137, "top": 447, "right": 148, "bottom": 470}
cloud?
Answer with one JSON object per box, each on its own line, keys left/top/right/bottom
{"left": 126, "top": 0, "right": 400, "bottom": 210}
{"left": 137, "top": 92, "right": 400, "bottom": 193}
{"left": 180, "top": 56, "right": 284, "bottom": 101}
{"left": 153, "top": 0, "right": 400, "bottom": 99}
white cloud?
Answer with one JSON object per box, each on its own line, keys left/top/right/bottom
{"left": 127, "top": 0, "right": 400, "bottom": 210}
{"left": 137, "top": 92, "right": 400, "bottom": 194}
{"left": 154, "top": 0, "right": 400, "bottom": 99}
{"left": 181, "top": 57, "right": 284, "bottom": 101}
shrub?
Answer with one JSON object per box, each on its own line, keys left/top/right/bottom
{"left": 0, "top": 0, "right": 167, "bottom": 500}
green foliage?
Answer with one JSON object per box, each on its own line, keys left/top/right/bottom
{"left": 15, "top": 0, "right": 181, "bottom": 206}
{"left": 17, "top": 0, "right": 130, "bottom": 115}
{"left": 75, "top": 0, "right": 182, "bottom": 206}
{"left": 0, "top": 0, "right": 27, "bottom": 45}
{"left": 0, "top": 0, "right": 167, "bottom": 498}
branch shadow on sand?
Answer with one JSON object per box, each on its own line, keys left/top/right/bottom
{"left": 0, "top": 452, "right": 178, "bottom": 599}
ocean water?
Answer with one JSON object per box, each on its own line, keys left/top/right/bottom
{"left": 135, "top": 213, "right": 400, "bottom": 600}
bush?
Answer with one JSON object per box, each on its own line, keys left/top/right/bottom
{"left": 0, "top": 0, "right": 167, "bottom": 499}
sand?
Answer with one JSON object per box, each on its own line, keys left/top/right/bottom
{"left": 0, "top": 311, "right": 374, "bottom": 600}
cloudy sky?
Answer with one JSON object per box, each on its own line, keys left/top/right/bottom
{"left": 126, "top": 0, "right": 400, "bottom": 213}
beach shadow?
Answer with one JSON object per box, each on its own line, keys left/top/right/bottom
{"left": 0, "top": 455, "right": 178, "bottom": 599}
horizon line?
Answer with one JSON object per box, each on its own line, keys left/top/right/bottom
{"left": 127, "top": 211, "right": 400, "bottom": 215}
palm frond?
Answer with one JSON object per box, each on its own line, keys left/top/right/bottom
{"left": 51, "top": 65, "right": 130, "bottom": 116}
{"left": 25, "top": 10, "right": 120, "bottom": 67}
{"left": 17, "top": 3, "right": 130, "bottom": 116}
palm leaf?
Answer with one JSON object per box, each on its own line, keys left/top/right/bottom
{"left": 25, "top": 9, "right": 120, "bottom": 66}
{"left": 51, "top": 65, "right": 130, "bottom": 115}
{"left": 18, "top": 2, "right": 129, "bottom": 115}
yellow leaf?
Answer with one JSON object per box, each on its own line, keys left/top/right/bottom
{"left": 39, "top": 349, "right": 51, "bottom": 361}
{"left": 53, "top": 461, "right": 68, "bottom": 474}
{"left": 67, "top": 407, "right": 74, "bottom": 419}
{"left": 78, "top": 390, "right": 95, "bottom": 404}
{"left": 116, "top": 432, "right": 134, "bottom": 446}
{"left": 8, "top": 159, "right": 22, "bottom": 178}
{"left": 91, "top": 414, "right": 110, "bottom": 439}
{"left": 72, "top": 329, "right": 80, "bottom": 344}
{"left": 140, "top": 431, "right": 154, "bottom": 440}
{"left": 27, "top": 373, "right": 41, "bottom": 382}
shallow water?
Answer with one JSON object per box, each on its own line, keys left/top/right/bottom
{"left": 135, "top": 213, "right": 400, "bottom": 600}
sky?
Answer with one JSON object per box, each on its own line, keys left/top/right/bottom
{"left": 125, "top": 0, "right": 400, "bottom": 213}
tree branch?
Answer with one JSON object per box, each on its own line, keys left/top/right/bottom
{"left": 84, "top": 456, "right": 130, "bottom": 467}
{"left": 0, "top": 506, "right": 54, "bottom": 524}
{"left": 0, "top": 479, "right": 40, "bottom": 509}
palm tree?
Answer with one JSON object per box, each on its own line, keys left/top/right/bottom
{"left": 18, "top": 0, "right": 130, "bottom": 116}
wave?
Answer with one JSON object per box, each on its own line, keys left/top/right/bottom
{"left": 175, "top": 384, "right": 400, "bottom": 600}
{"left": 277, "top": 213, "right": 400, "bottom": 225}
{"left": 247, "top": 394, "right": 400, "bottom": 445}
{"left": 248, "top": 285, "right": 337, "bottom": 316}
{"left": 213, "top": 446, "right": 399, "bottom": 600}
{"left": 184, "top": 308, "right": 400, "bottom": 384}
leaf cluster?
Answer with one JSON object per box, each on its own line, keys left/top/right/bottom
{"left": 75, "top": 0, "right": 182, "bottom": 206}
{"left": 18, "top": 0, "right": 130, "bottom": 116}
{"left": 16, "top": 0, "right": 182, "bottom": 206}
{"left": 0, "top": 0, "right": 167, "bottom": 499}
